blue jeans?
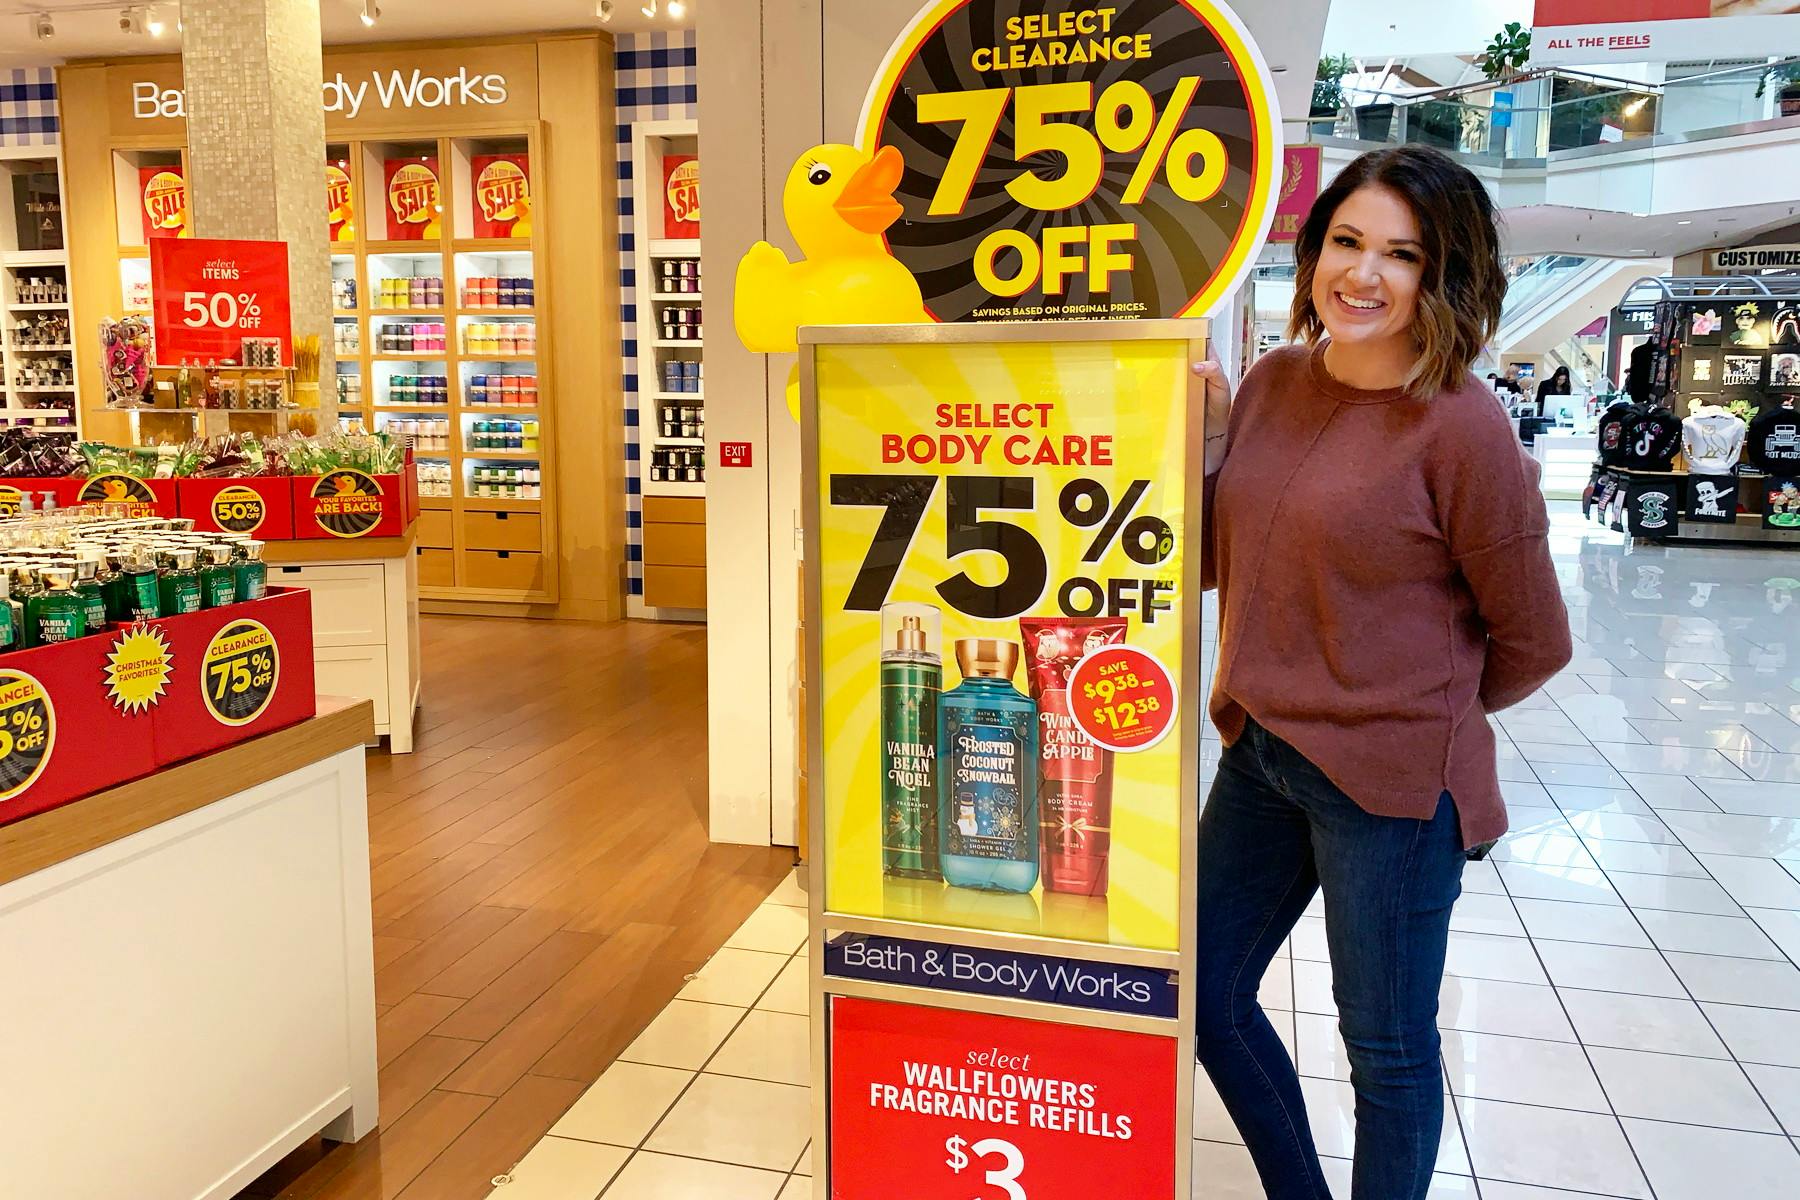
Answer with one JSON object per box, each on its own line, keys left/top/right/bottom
{"left": 1193, "top": 719, "right": 1464, "bottom": 1200}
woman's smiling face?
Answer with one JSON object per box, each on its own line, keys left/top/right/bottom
{"left": 1310, "top": 184, "right": 1425, "bottom": 355}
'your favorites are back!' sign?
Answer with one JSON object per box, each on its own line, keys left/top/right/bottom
{"left": 857, "top": 0, "right": 1282, "bottom": 323}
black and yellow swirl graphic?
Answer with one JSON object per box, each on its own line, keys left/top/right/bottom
{"left": 310, "top": 470, "right": 385, "bottom": 538}
{"left": 864, "top": 0, "right": 1273, "bottom": 323}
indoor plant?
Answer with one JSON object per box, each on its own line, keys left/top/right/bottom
{"left": 1312, "top": 54, "right": 1354, "bottom": 133}
{"left": 1478, "top": 22, "right": 1531, "bottom": 82}
{"left": 1756, "top": 61, "right": 1800, "bottom": 119}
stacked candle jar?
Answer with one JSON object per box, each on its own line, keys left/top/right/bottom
{"left": 331, "top": 276, "right": 358, "bottom": 311}
{"left": 656, "top": 257, "right": 700, "bottom": 294}
{"left": 660, "top": 402, "right": 704, "bottom": 440}
{"left": 463, "top": 322, "right": 536, "bottom": 356}
{"left": 376, "top": 275, "right": 444, "bottom": 308}
{"left": 333, "top": 321, "right": 360, "bottom": 355}
{"left": 470, "top": 465, "right": 540, "bottom": 500}
{"left": 468, "top": 418, "right": 540, "bottom": 452}
{"left": 465, "top": 372, "right": 538, "bottom": 407}
{"left": 417, "top": 461, "right": 453, "bottom": 498}
{"left": 384, "top": 374, "right": 449, "bottom": 406}
{"left": 375, "top": 321, "right": 447, "bottom": 354}
{"left": 660, "top": 359, "right": 702, "bottom": 394}
{"left": 661, "top": 305, "right": 702, "bottom": 341}
{"left": 649, "top": 447, "right": 704, "bottom": 484}
{"left": 459, "top": 276, "right": 535, "bottom": 308}
{"left": 386, "top": 417, "right": 450, "bottom": 453}
{"left": 336, "top": 374, "right": 363, "bottom": 408}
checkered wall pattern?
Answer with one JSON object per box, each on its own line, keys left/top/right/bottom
{"left": 0, "top": 68, "right": 58, "bottom": 148}
{"left": 616, "top": 31, "right": 699, "bottom": 598}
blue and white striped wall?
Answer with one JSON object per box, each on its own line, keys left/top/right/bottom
{"left": 615, "top": 31, "right": 699, "bottom": 598}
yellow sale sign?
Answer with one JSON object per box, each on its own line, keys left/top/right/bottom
{"left": 809, "top": 326, "right": 1199, "bottom": 952}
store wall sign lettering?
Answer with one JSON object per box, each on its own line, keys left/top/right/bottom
{"left": 856, "top": 0, "right": 1280, "bottom": 322}
{"left": 1709, "top": 244, "right": 1800, "bottom": 273}
{"left": 829, "top": 995, "right": 1176, "bottom": 1199}
{"left": 825, "top": 933, "right": 1178, "bottom": 1018}
{"left": 1530, "top": 1, "right": 1800, "bottom": 65}
{"left": 148, "top": 238, "right": 294, "bottom": 369}
{"left": 132, "top": 69, "right": 509, "bottom": 121}
{"left": 1269, "top": 146, "right": 1321, "bottom": 245}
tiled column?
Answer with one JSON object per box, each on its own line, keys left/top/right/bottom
{"left": 179, "top": 0, "right": 333, "bottom": 421}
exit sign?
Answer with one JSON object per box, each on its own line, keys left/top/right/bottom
{"left": 720, "top": 442, "right": 753, "bottom": 468}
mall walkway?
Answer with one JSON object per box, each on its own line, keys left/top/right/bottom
{"left": 234, "top": 616, "right": 793, "bottom": 1200}
{"left": 483, "top": 504, "right": 1800, "bottom": 1200}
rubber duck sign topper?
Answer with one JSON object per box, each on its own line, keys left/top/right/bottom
{"left": 735, "top": 0, "right": 1281, "bottom": 400}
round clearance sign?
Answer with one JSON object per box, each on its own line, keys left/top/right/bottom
{"left": 859, "top": 0, "right": 1280, "bottom": 323}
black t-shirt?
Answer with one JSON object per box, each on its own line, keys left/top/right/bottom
{"left": 1620, "top": 405, "right": 1683, "bottom": 470}
{"left": 1748, "top": 401, "right": 1800, "bottom": 474}
{"left": 1596, "top": 401, "right": 1635, "bottom": 466}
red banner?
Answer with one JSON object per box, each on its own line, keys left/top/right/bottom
{"left": 663, "top": 153, "right": 699, "bottom": 239}
{"left": 1271, "top": 146, "right": 1320, "bottom": 245}
{"left": 829, "top": 996, "right": 1177, "bottom": 1199}
{"left": 148, "top": 238, "right": 293, "bottom": 368}
{"left": 1534, "top": 1, "right": 1707, "bottom": 24}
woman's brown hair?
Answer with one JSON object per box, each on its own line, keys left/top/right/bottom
{"left": 1288, "top": 145, "right": 1505, "bottom": 397}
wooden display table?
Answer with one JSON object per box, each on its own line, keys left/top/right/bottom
{"left": 267, "top": 528, "right": 422, "bottom": 752}
{"left": 0, "top": 698, "right": 379, "bottom": 1200}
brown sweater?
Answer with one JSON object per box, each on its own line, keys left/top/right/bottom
{"left": 1203, "top": 342, "right": 1572, "bottom": 847}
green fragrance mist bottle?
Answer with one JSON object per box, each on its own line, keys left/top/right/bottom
{"left": 233, "top": 540, "right": 268, "bottom": 601}
{"left": 938, "top": 637, "right": 1040, "bottom": 895}
{"left": 31, "top": 568, "right": 86, "bottom": 644}
{"left": 879, "top": 603, "right": 942, "bottom": 880}
{"left": 105, "top": 547, "right": 161, "bottom": 622}
{"left": 158, "top": 548, "right": 202, "bottom": 615}
{"left": 0, "top": 575, "right": 19, "bottom": 653}
{"left": 200, "top": 545, "right": 237, "bottom": 608}
{"left": 11, "top": 567, "right": 42, "bottom": 648}
{"left": 72, "top": 555, "right": 107, "bottom": 633}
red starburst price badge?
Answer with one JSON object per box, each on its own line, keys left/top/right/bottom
{"left": 1066, "top": 644, "right": 1176, "bottom": 753}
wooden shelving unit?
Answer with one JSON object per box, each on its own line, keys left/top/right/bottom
{"left": 1, "top": 150, "right": 79, "bottom": 432}
{"left": 631, "top": 121, "right": 706, "bottom": 617}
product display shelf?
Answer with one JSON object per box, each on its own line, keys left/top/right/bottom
{"left": 631, "top": 121, "right": 707, "bottom": 618}
{"left": 1, "top": 150, "right": 79, "bottom": 429}
{"left": 329, "top": 129, "right": 555, "bottom": 605}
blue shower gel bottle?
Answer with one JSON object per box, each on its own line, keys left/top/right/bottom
{"left": 938, "top": 637, "right": 1039, "bottom": 894}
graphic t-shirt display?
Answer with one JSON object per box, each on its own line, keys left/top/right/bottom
{"left": 1596, "top": 400, "right": 1634, "bottom": 467}
{"left": 1619, "top": 405, "right": 1682, "bottom": 471}
{"left": 1680, "top": 404, "right": 1746, "bottom": 473}
{"left": 1748, "top": 401, "right": 1800, "bottom": 475}
{"left": 1687, "top": 474, "right": 1737, "bottom": 523}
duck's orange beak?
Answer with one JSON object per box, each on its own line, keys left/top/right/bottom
{"left": 833, "top": 145, "right": 905, "bottom": 235}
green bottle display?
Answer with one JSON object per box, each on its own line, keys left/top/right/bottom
{"left": 0, "top": 574, "right": 19, "bottom": 653}
{"left": 11, "top": 567, "right": 42, "bottom": 648}
{"left": 879, "top": 603, "right": 942, "bottom": 880}
{"left": 72, "top": 556, "right": 107, "bottom": 633}
{"left": 157, "top": 549, "right": 202, "bottom": 616}
{"left": 102, "top": 548, "right": 161, "bottom": 622}
{"left": 200, "top": 546, "right": 237, "bottom": 608}
{"left": 233, "top": 540, "right": 268, "bottom": 601}
{"left": 938, "top": 637, "right": 1040, "bottom": 895}
{"left": 30, "top": 567, "right": 86, "bottom": 644}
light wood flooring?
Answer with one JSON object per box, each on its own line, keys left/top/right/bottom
{"left": 237, "top": 615, "right": 794, "bottom": 1199}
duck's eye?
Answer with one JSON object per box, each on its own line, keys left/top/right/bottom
{"left": 807, "top": 165, "right": 832, "bottom": 186}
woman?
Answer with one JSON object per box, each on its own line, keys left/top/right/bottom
{"left": 1192, "top": 146, "right": 1570, "bottom": 1200}
{"left": 1536, "top": 364, "right": 1573, "bottom": 415}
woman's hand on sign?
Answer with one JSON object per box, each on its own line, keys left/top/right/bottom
{"left": 1193, "top": 358, "right": 1232, "bottom": 476}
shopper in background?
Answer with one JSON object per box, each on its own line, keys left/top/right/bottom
{"left": 1537, "top": 364, "right": 1573, "bottom": 415}
{"left": 1190, "top": 145, "right": 1571, "bottom": 1200}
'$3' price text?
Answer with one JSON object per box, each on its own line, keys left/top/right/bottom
{"left": 830, "top": 474, "right": 1177, "bottom": 623}
{"left": 946, "top": 1134, "right": 1027, "bottom": 1200}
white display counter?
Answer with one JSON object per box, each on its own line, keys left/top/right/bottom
{"left": 1533, "top": 429, "right": 1594, "bottom": 500}
{"left": 0, "top": 698, "right": 379, "bottom": 1200}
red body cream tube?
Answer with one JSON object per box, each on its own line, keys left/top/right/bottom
{"left": 1020, "top": 616, "right": 1127, "bottom": 896}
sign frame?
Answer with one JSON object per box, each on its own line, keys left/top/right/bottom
{"left": 800, "top": 318, "right": 1206, "bottom": 1200}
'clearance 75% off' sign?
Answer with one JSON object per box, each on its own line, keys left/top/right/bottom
{"left": 858, "top": 0, "right": 1280, "bottom": 323}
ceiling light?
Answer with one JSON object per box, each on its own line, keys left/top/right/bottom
{"left": 1623, "top": 96, "right": 1648, "bottom": 117}
{"left": 596, "top": 0, "right": 613, "bottom": 20}
{"left": 145, "top": 6, "right": 165, "bottom": 36}
{"left": 642, "top": 0, "right": 657, "bottom": 16}
{"left": 668, "top": 0, "right": 685, "bottom": 16}
{"left": 360, "top": 0, "right": 379, "bottom": 26}
{"left": 31, "top": 11, "right": 52, "bottom": 39}
{"left": 1678, "top": 219, "right": 1693, "bottom": 225}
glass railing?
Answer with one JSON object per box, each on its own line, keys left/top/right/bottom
{"left": 1313, "top": 58, "right": 1800, "bottom": 159}
{"left": 1500, "top": 254, "right": 1599, "bottom": 329}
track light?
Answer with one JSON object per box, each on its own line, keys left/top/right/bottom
{"left": 668, "top": 0, "right": 685, "bottom": 15}
{"left": 118, "top": 6, "right": 146, "bottom": 35}
{"left": 31, "top": 11, "right": 52, "bottom": 40}
{"left": 642, "top": 0, "right": 656, "bottom": 17}
{"left": 360, "top": 0, "right": 379, "bottom": 27}
{"left": 596, "top": 0, "right": 613, "bottom": 20}
{"left": 146, "top": 5, "right": 166, "bottom": 36}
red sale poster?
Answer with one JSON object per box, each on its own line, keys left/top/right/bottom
{"left": 471, "top": 153, "right": 531, "bottom": 239}
{"left": 383, "top": 156, "right": 441, "bottom": 240}
{"left": 149, "top": 238, "right": 294, "bottom": 368}
{"left": 662, "top": 153, "right": 699, "bottom": 239}
{"left": 140, "top": 165, "right": 189, "bottom": 241}
{"left": 829, "top": 996, "right": 1177, "bottom": 1199}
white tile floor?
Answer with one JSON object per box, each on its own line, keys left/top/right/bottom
{"left": 489, "top": 508, "right": 1800, "bottom": 1198}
